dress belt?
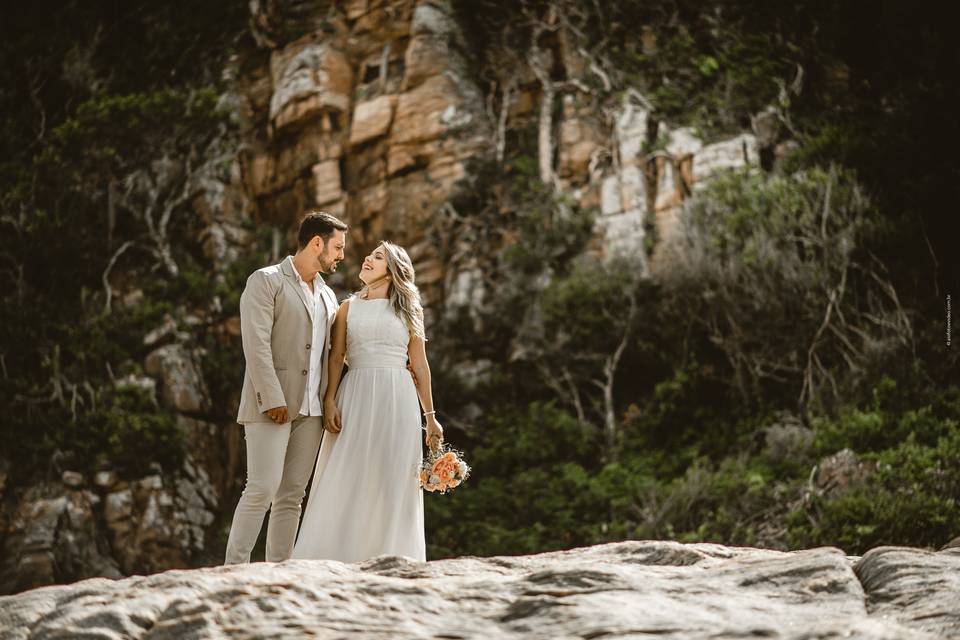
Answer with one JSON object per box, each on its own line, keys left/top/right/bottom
{"left": 347, "top": 355, "right": 407, "bottom": 369}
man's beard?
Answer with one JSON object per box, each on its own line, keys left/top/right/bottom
{"left": 318, "top": 255, "right": 338, "bottom": 274}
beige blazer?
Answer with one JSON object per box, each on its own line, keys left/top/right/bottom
{"left": 236, "top": 257, "right": 338, "bottom": 424}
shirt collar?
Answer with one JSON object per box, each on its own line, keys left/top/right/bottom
{"left": 286, "top": 255, "right": 319, "bottom": 287}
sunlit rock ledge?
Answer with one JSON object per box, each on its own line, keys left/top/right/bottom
{"left": 1, "top": 541, "right": 957, "bottom": 639}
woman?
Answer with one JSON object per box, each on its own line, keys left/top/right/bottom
{"left": 291, "top": 241, "right": 443, "bottom": 562}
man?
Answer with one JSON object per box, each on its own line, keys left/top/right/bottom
{"left": 224, "top": 211, "right": 348, "bottom": 564}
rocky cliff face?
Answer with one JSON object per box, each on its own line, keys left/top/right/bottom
{"left": 236, "top": 0, "right": 491, "bottom": 307}
{"left": 1, "top": 541, "right": 958, "bottom": 639}
{"left": 232, "top": 0, "right": 777, "bottom": 305}
{"left": 0, "top": 448, "right": 219, "bottom": 595}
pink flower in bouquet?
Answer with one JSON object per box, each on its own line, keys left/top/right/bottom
{"left": 418, "top": 442, "right": 470, "bottom": 493}
{"left": 431, "top": 457, "right": 457, "bottom": 479}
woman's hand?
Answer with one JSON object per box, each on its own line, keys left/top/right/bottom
{"left": 323, "top": 398, "right": 342, "bottom": 433}
{"left": 424, "top": 415, "right": 443, "bottom": 449}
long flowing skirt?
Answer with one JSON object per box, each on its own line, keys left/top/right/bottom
{"left": 291, "top": 366, "right": 425, "bottom": 562}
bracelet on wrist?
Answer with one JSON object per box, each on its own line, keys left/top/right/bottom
{"left": 423, "top": 410, "right": 436, "bottom": 416}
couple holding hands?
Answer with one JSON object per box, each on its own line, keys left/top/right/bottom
{"left": 224, "top": 211, "right": 441, "bottom": 565}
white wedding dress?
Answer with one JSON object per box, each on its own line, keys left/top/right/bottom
{"left": 291, "top": 296, "right": 426, "bottom": 562}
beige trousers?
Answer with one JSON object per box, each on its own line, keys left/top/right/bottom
{"left": 224, "top": 416, "right": 323, "bottom": 564}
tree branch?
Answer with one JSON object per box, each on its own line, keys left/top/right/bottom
{"left": 102, "top": 240, "right": 136, "bottom": 315}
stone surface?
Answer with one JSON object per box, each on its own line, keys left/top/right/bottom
{"left": 856, "top": 546, "right": 960, "bottom": 637}
{"left": 103, "top": 457, "right": 218, "bottom": 577}
{"left": 0, "top": 485, "right": 121, "bottom": 595}
{"left": 248, "top": 0, "right": 333, "bottom": 49}
{"left": 0, "top": 454, "right": 220, "bottom": 596}
{"left": 585, "top": 81, "right": 773, "bottom": 270}
{"left": 311, "top": 159, "right": 343, "bottom": 205}
{"left": 616, "top": 90, "right": 651, "bottom": 163}
{"left": 349, "top": 94, "right": 397, "bottom": 146}
{"left": 691, "top": 133, "right": 759, "bottom": 181}
{"left": 752, "top": 105, "right": 781, "bottom": 150}
{"left": 762, "top": 412, "right": 814, "bottom": 463}
{"left": 592, "top": 88, "right": 766, "bottom": 271}
{"left": 815, "top": 448, "right": 878, "bottom": 498}
{"left": 234, "top": 0, "right": 790, "bottom": 301}
{"left": 665, "top": 126, "right": 704, "bottom": 158}
{"left": 403, "top": 2, "right": 460, "bottom": 89}
{"left": 268, "top": 41, "right": 352, "bottom": 133}
{"left": 558, "top": 113, "right": 601, "bottom": 178}
{"left": 60, "top": 471, "right": 83, "bottom": 488}
{"left": 200, "top": 219, "right": 253, "bottom": 268}
{"left": 93, "top": 471, "right": 117, "bottom": 489}
{"left": 391, "top": 73, "right": 462, "bottom": 147}
{"left": 1, "top": 541, "right": 954, "bottom": 639}
{"left": 144, "top": 344, "right": 210, "bottom": 414}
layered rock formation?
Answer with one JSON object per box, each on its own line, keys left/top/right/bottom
{"left": 237, "top": 0, "right": 490, "bottom": 307}
{"left": 233, "top": 0, "right": 775, "bottom": 306}
{"left": 0, "top": 455, "right": 218, "bottom": 595}
{"left": 1, "top": 541, "right": 958, "bottom": 639}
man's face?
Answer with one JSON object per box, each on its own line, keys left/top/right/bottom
{"left": 316, "top": 229, "right": 346, "bottom": 274}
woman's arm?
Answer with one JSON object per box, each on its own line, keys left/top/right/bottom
{"left": 323, "top": 301, "right": 349, "bottom": 433}
{"left": 408, "top": 334, "right": 443, "bottom": 447}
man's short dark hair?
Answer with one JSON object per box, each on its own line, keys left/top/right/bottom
{"left": 297, "top": 211, "right": 348, "bottom": 249}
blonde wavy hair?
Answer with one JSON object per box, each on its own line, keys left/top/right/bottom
{"left": 358, "top": 241, "right": 426, "bottom": 341}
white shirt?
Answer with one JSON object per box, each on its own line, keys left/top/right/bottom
{"left": 287, "top": 256, "right": 328, "bottom": 417}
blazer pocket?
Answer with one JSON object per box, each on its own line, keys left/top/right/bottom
{"left": 273, "top": 360, "right": 288, "bottom": 371}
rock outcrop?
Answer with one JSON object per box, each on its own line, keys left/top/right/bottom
{"left": 229, "top": 0, "right": 784, "bottom": 312}
{"left": 1, "top": 541, "right": 958, "bottom": 639}
{"left": 594, "top": 91, "right": 761, "bottom": 272}
{"left": 236, "top": 0, "right": 491, "bottom": 309}
{"left": 0, "top": 457, "right": 218, "bottom": 595}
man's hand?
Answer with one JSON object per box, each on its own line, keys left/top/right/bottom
{"left": 265, "top": 406, "right": 289, "bottom": 424}
{"left": 407, "top": 363, "right": 420, "bottom": 388}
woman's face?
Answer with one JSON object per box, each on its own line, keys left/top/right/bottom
{"left": 359, "top": 244, "right": 389, "bottom": 284}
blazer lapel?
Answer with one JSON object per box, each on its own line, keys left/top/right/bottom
{"left": 315, "top": 275, "right": 334, "bottom": 319}
{"left": 280, "top": 257, "right": 315, "bottom": 324}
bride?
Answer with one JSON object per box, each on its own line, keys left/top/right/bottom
{"left": 291, "top": 241, "right": 443, "bottom": 562}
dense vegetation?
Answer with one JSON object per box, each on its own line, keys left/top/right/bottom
{"left": 427, "top": 167, "right": 959, "bottom": 555}
{"left": 427, "top": 0, "right": 958, "bottom": 556}
{"left": 0, "top": 1, "right": 251, "bottom": 481}
{"left": 0, "top": 0, "right": 955, "bottom": 566}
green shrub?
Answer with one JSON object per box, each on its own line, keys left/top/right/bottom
{"left": 426, "top": 401, "right": 635, "bottom": 557}
{"left": 813, "top": 375, "right": 959, "bottom": 454}
{"left": 789, "top": 427, "right": 960, "bottom": 553}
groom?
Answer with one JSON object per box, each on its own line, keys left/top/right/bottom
{"left": 224, "top": 211, "right": 348, "bottom": 564}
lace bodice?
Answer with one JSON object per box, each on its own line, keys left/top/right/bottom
{"left": 345, "top": 297, "right": 410, "bottom": 369}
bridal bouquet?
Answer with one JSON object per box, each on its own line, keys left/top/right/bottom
{"left": 418, "top": 440, "right": 471, "bottom": 493}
